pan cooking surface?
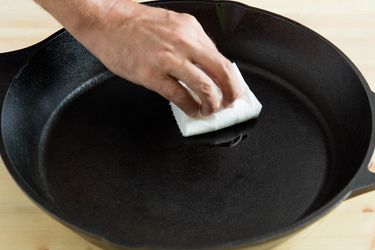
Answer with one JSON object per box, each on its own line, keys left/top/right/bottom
{"left": 38, "top": 63, "right": 332, "bottom": 247}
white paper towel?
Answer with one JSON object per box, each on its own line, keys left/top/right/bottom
{"left": 171, "top": 63, "right": 262, "bottom": 137}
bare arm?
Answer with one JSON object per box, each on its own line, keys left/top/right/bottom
{"left": 34, "top": 0, "right": 240, "bottom": 117}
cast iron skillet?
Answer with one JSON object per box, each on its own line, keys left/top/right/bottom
{"left": 1, "top": 1, "right": 375, "bottom": 249}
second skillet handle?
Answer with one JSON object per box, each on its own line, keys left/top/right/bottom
{"left": 348, "top": 92, "right": 375, "bottom": 198}
{"left": 0, "top": 30, "right": 65, "bottom": 105}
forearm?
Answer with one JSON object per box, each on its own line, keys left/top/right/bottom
{"left": 34, "top": 0, "right": 136, "bottom": 35}
{"left": 34, "top": 0, "right": 139, "bottom": 61}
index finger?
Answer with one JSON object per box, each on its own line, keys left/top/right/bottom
{"left": 190, "top": 45, "right": 241, "bottom": 107}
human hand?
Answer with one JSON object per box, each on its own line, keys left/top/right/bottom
{"left": 35, "top": 0, "right": 241, "bottom": 117}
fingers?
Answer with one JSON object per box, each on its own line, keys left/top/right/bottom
{"left": 150, "top": 76, "right": 200, "bottom": 117}
{"left": 190, "top": 40, "right": 241, "bottom": 107}
{"left": 169, "top": 60, "right": 221, "bottom": 116}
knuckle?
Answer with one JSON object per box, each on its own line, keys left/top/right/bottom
{"left": 158, "top": 52, "right": 175, "bottom": 70}
{"left": 173, "top": 30, "right": 191, "bottom": 47}
{"left": 181, "top": 13, "right": 198, "bottom": 24}
{"left": 176, "top": 59, "right": 188, "bottom": 69}
{"left": 217, "top": 59, "right": 233, "bottom": 83}
{"left": 204, "top": 35, "right": 217, "bottom": 48}
{"left": 176, "top": 59, "right": 191, "bottom": 75}
{"left": 164, "top": 10, "right": 173, "bottom": 20}
{"left": 199, "top": 81, "right": 214, "bottom": 96}
{"left": 199, "top": 82, "right": 220, "bottom": 114}
{"left": 205, "top": 101, "right": 220, "bottom": 114}
{"left": 226, "top": 90, "right": 240, "bottom": 103}
{"left": 164, "top": 58, "right": 188, "bottom": 75}
{"left": 219, "top": 59, "right": 240, "bottom": 100}
{"left": 221, "top": 59, "right": 233, "bottom": 75}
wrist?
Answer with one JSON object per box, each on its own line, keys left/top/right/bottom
{"left": 35, "top": 0, "right": 138, "bottom": 37}
{"left": 71, "top": 0, "right": 137, "bottom": 35}
{"left": 95, "top": 0, "right": 138, "bottom": 31}
{"left": 69, "top": 0, "right": 140, "bottom": 61}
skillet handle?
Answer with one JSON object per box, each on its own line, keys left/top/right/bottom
{"left": 0, "top": 29, "right": 65, "bottom": 104}
{"left": 348, "top": 92, "right": 375, "bottom": 198}
{"left": 348, "top": 158, "right": 375, "bottom": 198}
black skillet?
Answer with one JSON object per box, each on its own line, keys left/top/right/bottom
{"left": 1, "top": 1, "right": 375, "bottom": 250}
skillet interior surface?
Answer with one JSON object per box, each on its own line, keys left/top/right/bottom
{"left": 40, "top": 65, "right": 332, "bottom": 248}
{"left": 1, "top": 1, "right": 372, "bottom": 249}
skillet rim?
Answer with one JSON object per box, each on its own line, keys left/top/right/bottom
{"left": 1, "top": 0, "right": 375, "bottom": 249}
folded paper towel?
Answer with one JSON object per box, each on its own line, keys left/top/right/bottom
{"left": 171, "top": 63, "right": 262, "bottom": 137}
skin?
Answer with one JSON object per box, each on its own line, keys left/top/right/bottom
{"left": 34, "top": 0, "right": 241, "bottom": 117}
